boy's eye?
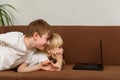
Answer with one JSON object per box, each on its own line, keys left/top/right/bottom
{"left": 59, "top": 46, "right": 62, "bottom": 48}
{"left": 47, "top": 37, "right": 50, "bottom": 41}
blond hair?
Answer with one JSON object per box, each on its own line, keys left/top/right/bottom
{"left": 47, "top": 33, "right": 63, "bottom": 50}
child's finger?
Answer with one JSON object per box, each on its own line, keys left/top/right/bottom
{"left": 41, "top": 61, "right": 52, "bottom": 66}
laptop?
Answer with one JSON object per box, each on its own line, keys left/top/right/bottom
{"left": 73, "top": 40, "right": 104, "bottom": 71}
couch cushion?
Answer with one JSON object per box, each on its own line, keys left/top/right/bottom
{"left": 5, "top": 26, "right": 27, "bottom": 34}
{"left": 0, "top": 65, "right": 120, "bottom": 80}
{"left": 0, "top": 27, "right": 6, "bottom": 33}
{"left": 54, "top": 26, "right": 120, "bottom": 65}
{"left": 1, "top": 26, "right": 120, "bottom": 65}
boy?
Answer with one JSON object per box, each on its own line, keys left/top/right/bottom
{"left": 0, "top": 19, "right": 55, "bottom": 71}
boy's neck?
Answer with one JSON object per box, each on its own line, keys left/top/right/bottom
{"left": 24, "top": 36, "right": 34, "bottom": 50}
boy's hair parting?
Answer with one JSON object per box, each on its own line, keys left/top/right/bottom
{"left": 25, "top": 19, "right": 54, "bottom": 38}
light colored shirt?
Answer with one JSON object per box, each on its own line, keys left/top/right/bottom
{"left": 0, "top": 32, "right": 35, "bottom": 71}
{"left": 26, "top": 52, "right": 49, "bottom": 66}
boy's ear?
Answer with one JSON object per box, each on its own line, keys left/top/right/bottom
{"left": 33, "top": 32, "right": 39, "bottom": 40}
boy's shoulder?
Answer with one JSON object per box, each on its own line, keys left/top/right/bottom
{"left": 4, "top": 31, "right": 24, "bottom": 36}
{"left": 0, "top": 31, "right": 24, "bottom": 38}
{"left": 6, "top": 31, "right": 23, "bottom": 34}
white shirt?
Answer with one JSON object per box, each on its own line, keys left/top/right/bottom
{"left": 26, "top": 52, "right": 49, "bottom": 66}
{"left": 0, "top": 32, "right": 35, "bottom": 71}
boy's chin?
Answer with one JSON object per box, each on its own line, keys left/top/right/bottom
{"left": 39, "top": 47, "right": 45, "bottom": 50}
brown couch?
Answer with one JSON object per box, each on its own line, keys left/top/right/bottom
{"left": 0, "top": 26, "right": 120, "bottom": 80}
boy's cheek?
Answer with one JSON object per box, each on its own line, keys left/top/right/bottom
{"left": 37, "top": 46, "right": 45, "bottom": 50}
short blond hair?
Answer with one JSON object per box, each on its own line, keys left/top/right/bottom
{"left": 47, "top": 33, "right": 63, "bottom": 49}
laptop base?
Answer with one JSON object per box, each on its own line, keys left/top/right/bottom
{"left": 73, "top": 63, "right": 103, "bottom": 71}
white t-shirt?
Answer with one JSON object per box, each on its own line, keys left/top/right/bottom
{"left": 26, "top": 52, "right": 49, "bottom": 66}
{"left": 0, "top": 32, "right": 35, "bottom": 71}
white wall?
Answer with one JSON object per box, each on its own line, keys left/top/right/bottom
{"left": 2, "top": 0, "right": 120, "bottom": 25}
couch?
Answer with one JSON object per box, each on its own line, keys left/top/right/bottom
{"left": 0, "top": 25, "right": 120, "bottom": 80}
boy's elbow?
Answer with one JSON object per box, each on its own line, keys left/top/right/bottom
{"left": 17, "top": 68, "right": 25, "bottom": 73}
{"left": 17, "top": 69, "right": 23, "bottom": 73}
{"left": 57, "top": 68, "right": 61, "bottom": 71}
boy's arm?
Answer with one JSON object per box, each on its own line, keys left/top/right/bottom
{"left": 55, "top": 54, "right": 63, "bottom": 71}
{"left": 47, "top": 47, "right": 64, "bottom": 71}
{"left": 40, "top": 60, "right": 59, "bottom": 71}
{"left": 17, "top": 62, "right": 42, "bottom": 73}
{"left": 17, "top": 60, "right": 59, "bottom": 73}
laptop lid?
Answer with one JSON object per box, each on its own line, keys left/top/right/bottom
{"left": 73, "top": 40, "right": 104, "bottom": 70}
{"left": 100, "top": 40, "right": 103, "bottom": 67}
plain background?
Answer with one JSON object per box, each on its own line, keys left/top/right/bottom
{"left": 2, "top": 0, "right": 120, "bottom": 25}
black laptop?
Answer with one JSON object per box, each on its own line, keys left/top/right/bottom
{"left": 73, "top": 40, "right": 104, "bottom": 71}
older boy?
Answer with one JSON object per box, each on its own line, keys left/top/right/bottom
{"left": 0, "top": 19, "right": 54, "bottom": 71}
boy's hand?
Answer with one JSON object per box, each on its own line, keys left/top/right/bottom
{"left": 54, "top": 53, "right": 63, "bottom": 59}
{"left": 40, "top": 61, "right": 59, "bottom": 71}
{"left": 47, "top": 47, "right": 63, "bottom": 55}
{"left": 41, "top": 60, "right": 52, "bottom": 66}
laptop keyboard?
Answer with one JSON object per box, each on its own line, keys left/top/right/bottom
{"left": 73, "top": 63, "right": 103, "bottom": 70}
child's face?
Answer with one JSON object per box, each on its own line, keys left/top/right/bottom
{"left": 34, "top": 32, "right": 50, "bottom": 50}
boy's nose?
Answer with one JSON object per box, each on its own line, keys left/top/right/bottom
{"left": 47, "top": 41, "right": 50, "bottom": 45}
